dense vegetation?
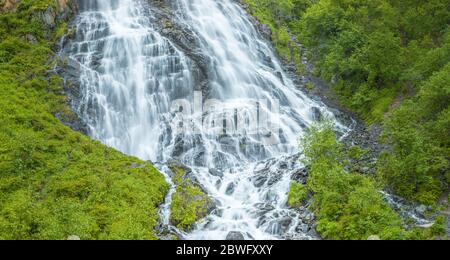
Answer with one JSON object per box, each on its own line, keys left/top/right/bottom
{"left": 169, "top": 165, "right": 212, "bottom": 231}
{"left": 243, "top": 0, "right": 449, "bottom": 205}
{"left": 287, "top": 181, "right": 308, "bottom": 208}
{"left": 0, "top": 0, "right": 169, "bottom": 240}
{"left": 298, "top": 123, "right": 446, "bottom": 240}
{"left": 0, "top": 0, "right": 447, "bottom": 241}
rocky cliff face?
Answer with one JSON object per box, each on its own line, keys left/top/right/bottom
{"left": 42, "top": 0, "right": 77, "bottom": 29}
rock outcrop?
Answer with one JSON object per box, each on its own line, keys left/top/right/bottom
{"left": 1, "top": 0, "right": 19, "bottom": 11}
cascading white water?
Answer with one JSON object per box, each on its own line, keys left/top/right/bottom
{"left": 72, "top": 0, "right": 195, "bottom": 161}
{"left": 68, "top": 0, "right": 347, "bottom": 240}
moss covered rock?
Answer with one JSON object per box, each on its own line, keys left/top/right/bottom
{"left": 168, "top": 162, "right": 213, "bottom": 231}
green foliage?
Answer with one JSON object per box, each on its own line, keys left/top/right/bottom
{"left": 288, "top": 182, "right": 308, "bottom": 208}
{"left": 0, "top": 1, "right": 169, "bottom": 240}
{"left": 301, "top": 121, "right": 343, "bottom": 163}
{"left": 169, "top": 166, "right": 212, "bottom": 231}
{"left": 299, "top": 123, "right": 447, "bottom": 240}
{"left": 243, "top": 0, "right": 313, "bottom": 69}
{"left": 430, "top": 215, "right": 446, "bottom": 236}
{"left": 379, "top": 64, "right": 450, "bottom": 205}
{"left": 301, "top": 123, "right": 406, "bottom": 240}
{"left": 244, "top": 0, "right": 450, "bottom": 206}
{"left": 348, "top": 145, "right": 367, "bottom": 160}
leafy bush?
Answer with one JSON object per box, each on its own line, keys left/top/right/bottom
{"left": 288, "top": 182, "right": 308, "bottom": 207}
{"left": 380, "top": 64, "right": 450, "bottom": 205}
{"left": 301, "top": 123, "right": 406, "bottom": 240}
{"left": 243, "top": 0, "right": 450, "bottom": 206}
{"left": 0, "top": 0, "right": 169, "bottom": 240}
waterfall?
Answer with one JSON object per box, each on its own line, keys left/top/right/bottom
{"left": 66, "top": 0, "right": 347, "bottom": 240}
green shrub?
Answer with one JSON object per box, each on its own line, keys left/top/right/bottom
{"left": 244, "top": 0, "right": 450, "bottom": 208}
{"left": 288, "top": 182, "right": 308, "bottom": 208}
{"left": 301, "top": 123, "right": 406, "bottom": 240}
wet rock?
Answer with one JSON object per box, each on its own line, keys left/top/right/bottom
{"left": 416, "top": 205, "right": 428, "bottom": 215}
{"left": 276, "top": 71, "right": 284, "bottom": 84}
{"left": 212, "top": 151, "right": 230, "bottom": 170}
{"left": 291, "top": 167, "right": 308, "bottom": 184}
{"left": 259, "top": 24, "right": 272, "bottom": 40}
{"left": 171, "top": 135, "right": 185, "bottom": 158}
{"left": 193, "top": 151, "right": 206, "bottom": 167}
{"left": 226, "top": 231, "right": 245, "bottom": 240}
{"left": 209, "top": 168, "right": 223, "bottom": 178}
{"left": 267, "top": 174, "right": 283, "bottom": 186}
{"left": 295, "top": 223, "right": 309, "bottom": 233}
{"left": 252, "top": 175, "right": 267, "bottom": 188}
{"left": 278, "top": 161, "right": 288, "bottom": 169}
{"left": 157, "top": 225, "right": 184, "bottom": 241}
{"left": 225, "top": 182, "right": 236, "bottom": 195}
{"left": 211, "top": 208, "right": 224, "bottom": 217}
{"left": 263, "top": 190, "right": 279, "bottom": 204}
{"left": 258, "top": 216, "right": 268, "bottom": 228}
{"left": 311, "top": 107, "right": 323, "bottom": 122}
{"left": 215, "top": 179, "right": 222, "bottom": 189}
{"left": 279, "top": 217, "right": 292, "bottom": 232}
{"left": 299, "top": 211, "right": 315, "bottom": 224}
{"left": 254, "top": 203, "right": 275, "bottom": 215}
{"left": 147, "top": 4, "right": 210, "bottom": 94}
{"left": 265, "top": 221, "right": 282, "bottom": 235}
{"left": 259, "top": 51, "right": 274, "bottom": 68}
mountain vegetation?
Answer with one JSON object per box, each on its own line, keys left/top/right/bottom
{"left": 244, "top": 0, "right": 449, "bottom": 206}
{"left": 169, "top": 165, "right": 212, "bottom": 231}
{"left": 0, "top": 0, "right": 448, "bottom": 240}
{"left": 243, "top": 0, "right": 449, "bottom": 239}
{"left": 0, "top": 0, "right": 169, "bottom": 240}
{"left": 299, "top": 123, "right": 446, "bottom": 239}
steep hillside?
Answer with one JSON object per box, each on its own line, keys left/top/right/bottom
{"left": 242, "top": 0, "right": 449, "bottom": 239}
{"left": 0, "top": 0, "right": 169, "bottom": 240}
{"left": 242, "top": 0, "right": 449, "bottom": 206}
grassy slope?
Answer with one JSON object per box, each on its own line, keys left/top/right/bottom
{"left": 0, "top": 0, "right": 169, "bottom": 240}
